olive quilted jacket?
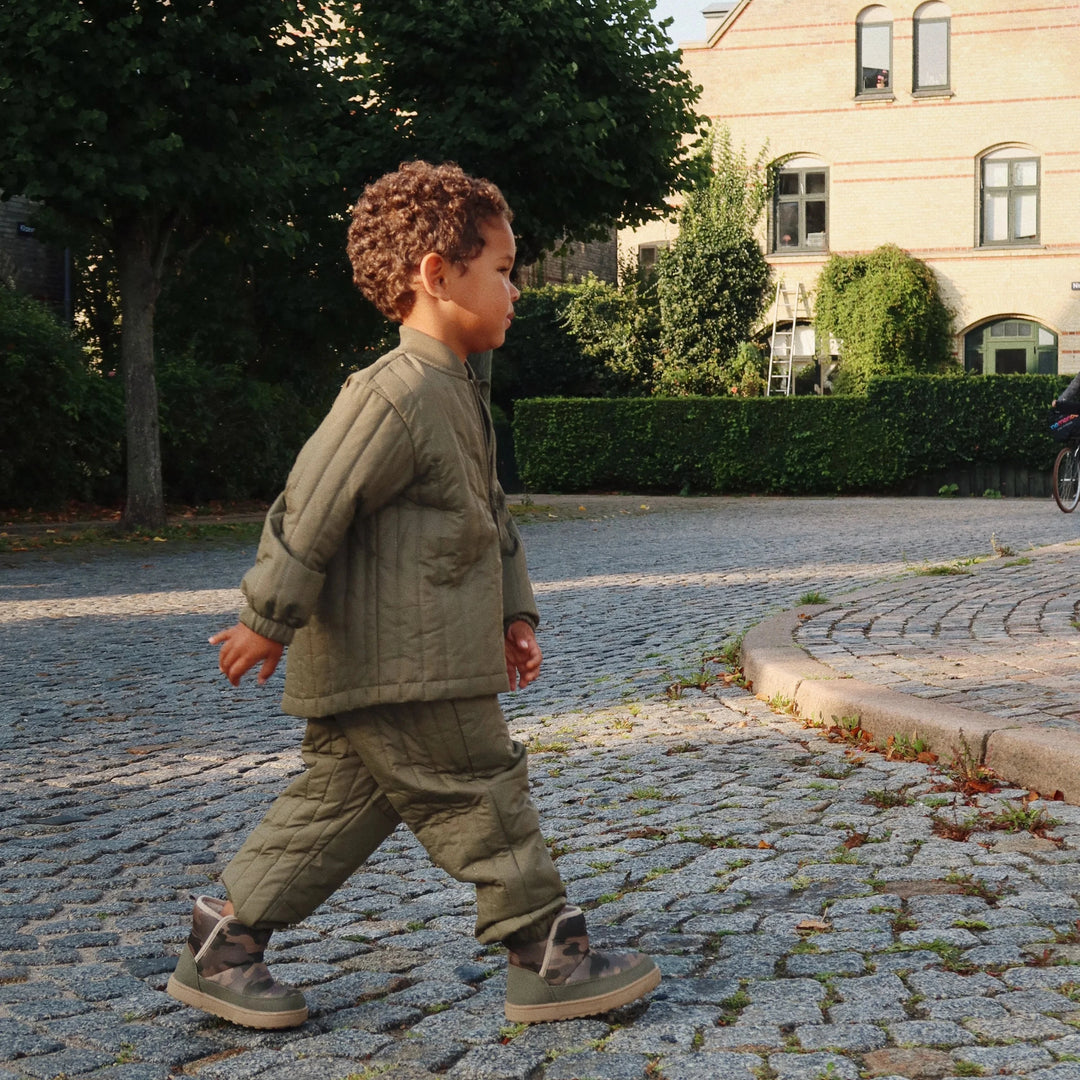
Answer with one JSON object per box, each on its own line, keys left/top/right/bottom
{"left": 238, "top": 327, "right": 538, "bottom": 717}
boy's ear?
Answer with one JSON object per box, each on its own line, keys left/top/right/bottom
{"left": 416, "top": 252, "right": 451, "bottom": 300}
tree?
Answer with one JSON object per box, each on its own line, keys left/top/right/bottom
{"left": 355, "top": 0, "right": 703, "bottom": 265}
{"left": 815, "top": 244, "right": 955, "bottom": 395}
{"left": 1, "top": 1, "right": 701, "bottom": 520}
{"left": 561, "top": 259, "right": 661, "bottom": 396}
{"left": 0, "top": 0, "right": 374, "bottom": 527}
{"left": 654, "top": 126, "right": 772, "bottom": 396}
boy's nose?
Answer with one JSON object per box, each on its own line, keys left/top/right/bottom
{"left": 510, "top": 283, "right": 521, "bottom": 302}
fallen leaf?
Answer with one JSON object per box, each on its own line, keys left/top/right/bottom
{"left": 758, "top": 840, "right": 773, "bottom": 849}
{"left": 796, "top": 918, "right": 831, "bottom": 932}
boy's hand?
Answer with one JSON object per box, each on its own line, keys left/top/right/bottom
{"left": 210, "top": 622, "right": 284, "bottom": 687}
{"left": 505, "top": 620, "right": 542, "bottom": 690}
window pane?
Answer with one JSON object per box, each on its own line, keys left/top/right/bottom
{"left": 984, "top": 161, "right": 1009, "bottom": 188}
{"left": 860, "top": 24, "right": 890, "bottom": 89}
{"left": 1014, "top": 192, "right": 1037, "bottom": 238}
{"left": 778, "top": 173, "right": 800, "bottom": 196}
{"left": 805, "top": 199, "right": 826, "bottom": 247}
{"left": 805, "top": 171, "right": 826, "bottom": 194}
{"left": 777, "top": 203, "right": 799, "bottom": 247}
{"left": 1013, "top": 160, "right": 1037, "bottom": 187}
{"left": 984, "top": 193, "right": 1008, "bottom": 241}
{"left": 916, "top": 20, "right": 948, "bottom": 87}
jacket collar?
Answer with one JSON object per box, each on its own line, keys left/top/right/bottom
{"left": 398, "top": 326, "right": 468, "bottom": 379}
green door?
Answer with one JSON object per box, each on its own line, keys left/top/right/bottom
{"left": 964, "top": 319, "right": 1058, "bottom": 375}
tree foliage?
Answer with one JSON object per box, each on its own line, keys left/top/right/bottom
{"left": 0, "top": 0, "right": 704, "bottom": 515}
{"left": 356, "top": 0, "right": 703, "bottom": 264}
{"left": 491, "top": 285, "right": 596, "bottom": 413}
{"left": 0, "top": 0, "right": 375, "bottom": 525}
{"left": 815, "top": 244, "right": 956, "bottom": 395}
{"left": 560, "top": 261, "right": 661, "bottom": 396}
{"left": 654, "top": 126, "right": 772, "bottom": 395}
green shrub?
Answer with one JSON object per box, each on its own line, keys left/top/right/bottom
{"left": 655, "top": 126, "right": 772, "bottom": 396}
{"left": 866, "top": 373, "right": 1061, "bottom": 473}
{"left": 815, "top": 245, "right": 955, "bottom": 394}
{"left": 514, "top": 395, "right": 891, "bottom": 494}
{"left": 490, "top": 284, "right": 597, "bottom": 415}
{"left": 513, "top": 373, "right": 1065, "bottom": 494}
{"left": 0, "top": 287, "right": 122, "bottom": 507}
{"left": 158, "top": 349, "right": 322, "bottom": 503}
{"left": 561, "top": 268, "right": 659, "bottom": 396}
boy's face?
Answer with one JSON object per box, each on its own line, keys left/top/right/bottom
{"left": 439, "top": 217, "right": 520, "bottom": 359}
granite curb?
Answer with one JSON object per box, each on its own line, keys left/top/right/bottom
{"left": 741, "top": 604, "right": 1080, "bottom": 805}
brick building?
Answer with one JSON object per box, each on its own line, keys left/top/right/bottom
{"left": 0, "top": 195, "right": 69, "bottom": 312}
{"left": 625, "top": 0, "right": 1080, "bottom": 375}
{"left": 520, "top": 232, "right": 619, "bottom": 286}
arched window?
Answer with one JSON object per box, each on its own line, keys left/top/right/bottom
{"left": 773, "top": 156, "right": 829, "bottom": 253}
{"left": 964, "top": 319, "right": 1057, "bottom": 375}
{"left": 980, "top": 147, "right": 1040, "bottom": 246}
{"left": 913, "top": 2, "right": 951, "bottom": 93}
{"left": 856, "top": 7, "right": 893, "bottom": 96}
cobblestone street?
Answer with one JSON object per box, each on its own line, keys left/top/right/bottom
{"left": 4, "top": 495, "right": 1080, "bottom": 1080}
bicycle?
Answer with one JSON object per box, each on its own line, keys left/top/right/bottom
{"left": 1053, "top": 440, "right": 1080, "bottom": 512}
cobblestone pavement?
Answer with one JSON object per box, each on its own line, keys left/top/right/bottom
{"left": 794, "top": 540, "right": 1080, "bottom": 733}
{"left": 5, "top": 495, "right": 1080, "bottom": 1080}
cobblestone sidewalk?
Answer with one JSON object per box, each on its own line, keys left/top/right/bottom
{"left": 4, "top": 496, "right": 1080, "bottom": 1080}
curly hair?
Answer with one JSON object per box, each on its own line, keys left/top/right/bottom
{"left": 347, "top": 160, "right": 512, "bottom": 322}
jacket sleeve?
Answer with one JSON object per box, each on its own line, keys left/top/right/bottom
{"left": 239, "top": 381, "right": 415, "bottom": 643}
{"left": 469, "top": 350, "right": 540, "bottom": 632}
{"left": 494, "top": 481, "right": 539, "bottom": 631}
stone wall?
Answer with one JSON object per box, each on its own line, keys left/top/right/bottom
{"left": 520, "top": 233, "right": 618, "bottom": 286}
{"left": 0, "top": 195, "right": 67, "bottom": 308}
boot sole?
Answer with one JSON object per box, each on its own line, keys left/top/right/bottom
{"left": 504, "top": 963, "right": 661, "bottom": 1023}
{"left": 166, "top": 972, "right": 308, "bottom": 1030}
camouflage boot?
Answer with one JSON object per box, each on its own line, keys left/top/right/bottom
{"left": 504, "top": 904, "right": 660, "bottom": 1023}
{"left": 166, "top": 896, "right": 308, "bottom": 1029}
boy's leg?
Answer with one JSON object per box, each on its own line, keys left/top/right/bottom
{"left": 223, "top": 717, "right": 402, "bottom": 928}
{"left": 338, "top": 697, "right": 566, "bottom": 945}
{"left": 339, "top": 697, "right": 659, "bottom": 1022}
{"left": 168, "top": 717, "right": 400, "bottom": 1028}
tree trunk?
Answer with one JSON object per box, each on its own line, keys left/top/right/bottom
{"left": 116, "top": 215, "right": 167, "bottom": 531}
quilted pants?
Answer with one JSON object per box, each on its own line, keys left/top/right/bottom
{"left": 221, "top": 696, "right": 567, "bottom": 945}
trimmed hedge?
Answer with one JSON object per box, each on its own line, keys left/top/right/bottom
{"left": 513, "top": 374, "right": 1067, "bottom": 494}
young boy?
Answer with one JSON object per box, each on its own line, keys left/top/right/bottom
{"left": 165, "top": 161, "right": 660, "bottom": 1029}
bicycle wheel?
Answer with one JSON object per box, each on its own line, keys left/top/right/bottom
{"left": 1053, "top": 445, "right": 1080, "bottom": 512}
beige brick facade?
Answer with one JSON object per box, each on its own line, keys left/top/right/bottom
{"left": 625, "top": 0, "right": 1080, "bottom": 373}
